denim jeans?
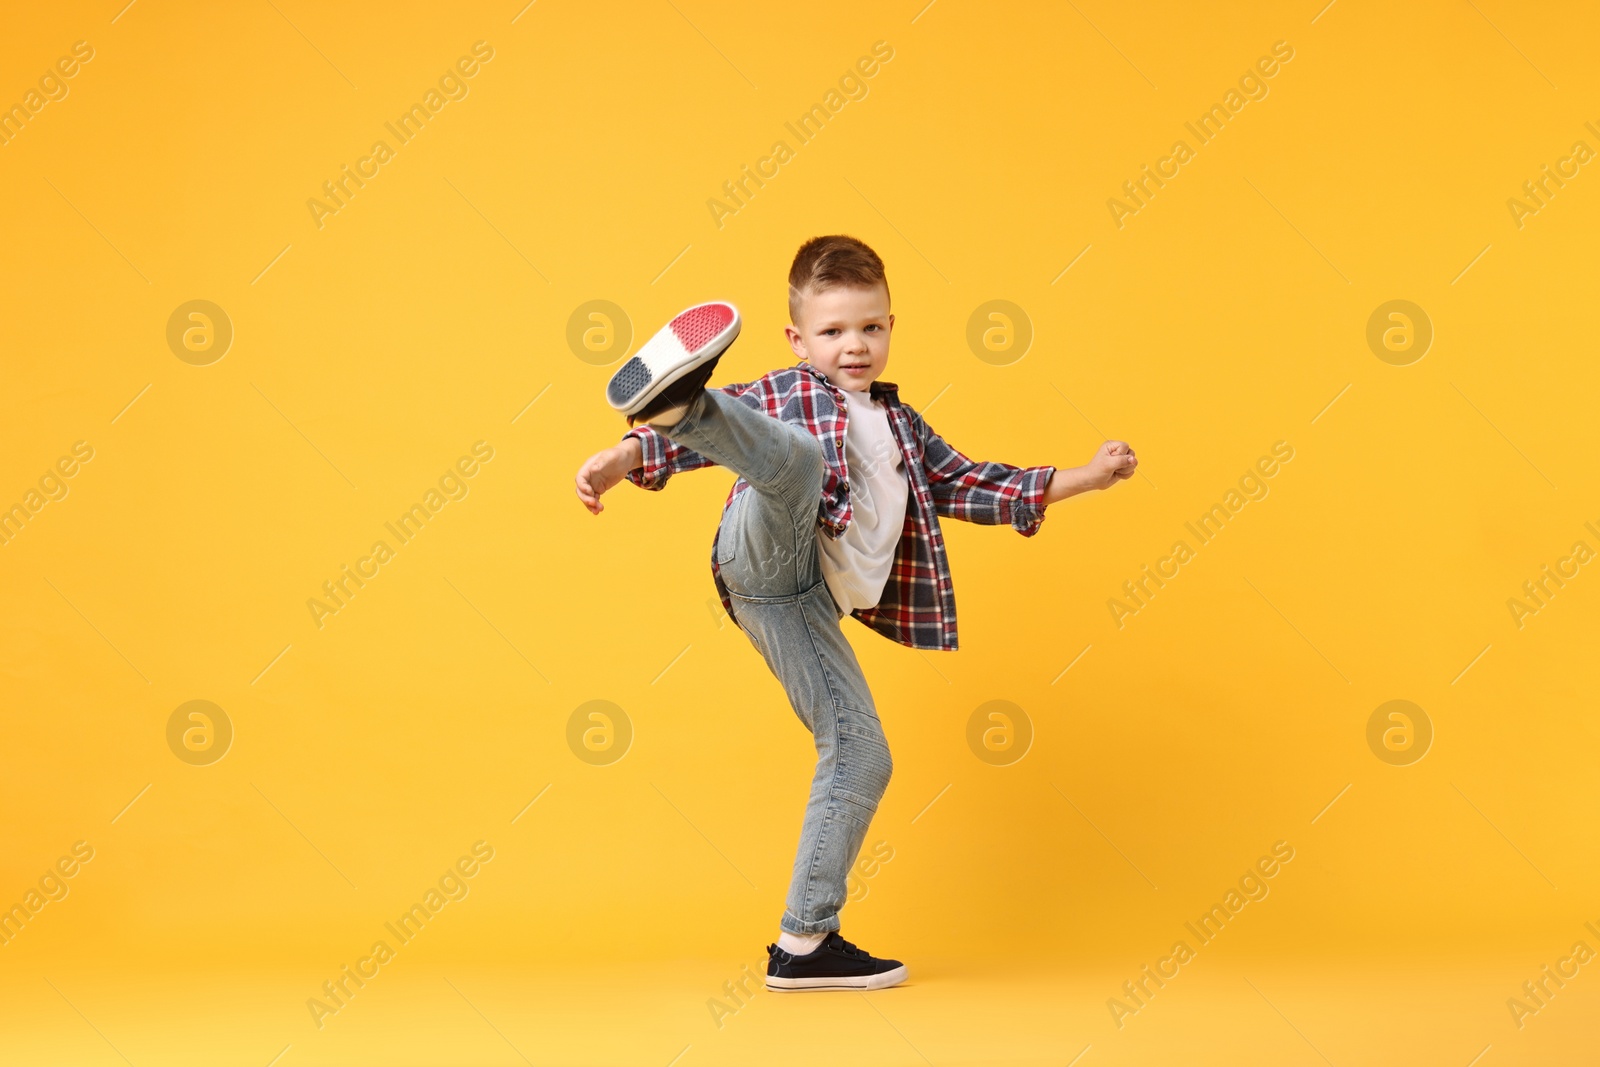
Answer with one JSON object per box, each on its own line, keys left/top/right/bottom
{"left": 655, "top": 386, "right": 894, "bottom": 935}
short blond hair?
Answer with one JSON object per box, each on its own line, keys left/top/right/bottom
{"left": 788, "top": 234, "right": 889, "bottom": 324}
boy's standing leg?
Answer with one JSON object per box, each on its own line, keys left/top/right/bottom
{"left": 645, "top": 387, "right": 902, "bottom": 983}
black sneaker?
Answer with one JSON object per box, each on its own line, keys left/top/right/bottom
{"left": 606, "top": 301, "right": 740, "bottom": 427}
{"left": 765, "top": 931, "right": 908, "bottom": 992}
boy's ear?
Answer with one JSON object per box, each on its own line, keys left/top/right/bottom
{"left": 784, "top": 323, "right": 806, "bottom": 359}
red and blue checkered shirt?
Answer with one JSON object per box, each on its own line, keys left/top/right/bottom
{"left": 621, "top": 360, "right": 1056, "bottom": 651}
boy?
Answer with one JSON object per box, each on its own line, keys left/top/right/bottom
{"left": 573, "top": 235, "right": 1137, "bottom": 991}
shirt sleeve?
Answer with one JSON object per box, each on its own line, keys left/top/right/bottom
{"left": 619, "top": 425, "right": 713, "bottom": 491}
{"left": 619, "top": 375, "right": 767, "bottom": 492}
{"left": 909, "top": 406, "right": 1056, "bottom": 536}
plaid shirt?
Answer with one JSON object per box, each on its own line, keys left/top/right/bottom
{"left": 621, "top": 360, "right": 1056, "bottom": 651}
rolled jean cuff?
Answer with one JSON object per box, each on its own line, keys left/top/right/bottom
{"left": 780, "top": 911, "right": 842, "bottom": 936}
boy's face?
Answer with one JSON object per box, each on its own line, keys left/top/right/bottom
{"left": 785, "top": 282, "right": 893, "bottom": 392}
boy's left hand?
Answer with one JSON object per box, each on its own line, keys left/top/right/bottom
{"left": 1087, "top": 440, "right": 1138, "bottom": 489}
{"left": 1044, "top": 441, "right": 1137, "bottom": 504}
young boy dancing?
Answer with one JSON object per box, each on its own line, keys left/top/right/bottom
{"left": 573, "top": 236, "right": 1137, "bottom": 991}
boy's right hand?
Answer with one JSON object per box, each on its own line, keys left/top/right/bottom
{"left": 574, "top": 440, "right": 642, "bottom": 515}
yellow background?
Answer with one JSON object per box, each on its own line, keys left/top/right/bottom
{"left": 2, "top": 0, "right": 1597, "bottom": 1063}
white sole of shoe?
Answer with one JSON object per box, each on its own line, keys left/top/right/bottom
{"left": 605, "top": 302, "right": 740, "bottom": 416}
{"left": 765, "top": 964, "right": 908, "bottom": 992}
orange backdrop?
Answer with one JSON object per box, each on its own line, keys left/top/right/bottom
{"left": 2, "top": 1, "right": 1597, "bottom": 1064}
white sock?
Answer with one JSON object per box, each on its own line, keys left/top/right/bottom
{"left": 777, "top": 930, "right": 827, "bottom": 955}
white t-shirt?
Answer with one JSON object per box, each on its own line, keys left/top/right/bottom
{"left": 819, "top": 387, "right": 909, "bottom": 612}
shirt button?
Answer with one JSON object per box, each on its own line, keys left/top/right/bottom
{"left": 835, "top": 437, "right": 843, "bottom": 447}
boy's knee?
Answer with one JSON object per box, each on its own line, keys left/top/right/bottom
{"left": 765, "top": 428, "right": 824, "bottom": 515}
{"left": 782, "top": 427, "right": 825, "bottom": 485}
{"left": 831, "top": 711, "right": 892, "bottom": 810}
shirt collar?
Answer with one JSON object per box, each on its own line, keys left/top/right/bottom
{"left": 793, "top": 358, "right": 900, "bottom": 402}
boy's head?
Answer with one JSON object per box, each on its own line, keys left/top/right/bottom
{"left": 785, "top": 235, "right": 893, "bottom": 392}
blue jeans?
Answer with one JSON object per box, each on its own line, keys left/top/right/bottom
{"left": 656, "top": 386, "right": 894, "bottom": 936}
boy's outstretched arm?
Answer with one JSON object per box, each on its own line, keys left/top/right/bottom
{"left": 573, "top": 374, "right": 768, "bottom": 515}
{"left": 574, "top": 427, "right": 721, "bottom": 514}
{"left": 910, "top": 407, "right": 1137, "bottom": 534}
{"left": 1043, "top": 441, "right": 1139, "bottom": 503}
{"left": 574, "top": 436, "right": 645, "bottom": 515}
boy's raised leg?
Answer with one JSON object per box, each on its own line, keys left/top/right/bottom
{"left": 647, "top": 386, "right": 828, "bottom": 600}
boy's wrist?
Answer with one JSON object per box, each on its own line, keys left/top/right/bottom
{"left": 1045, "top": 465, "right": 1094, "bottom": 504}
